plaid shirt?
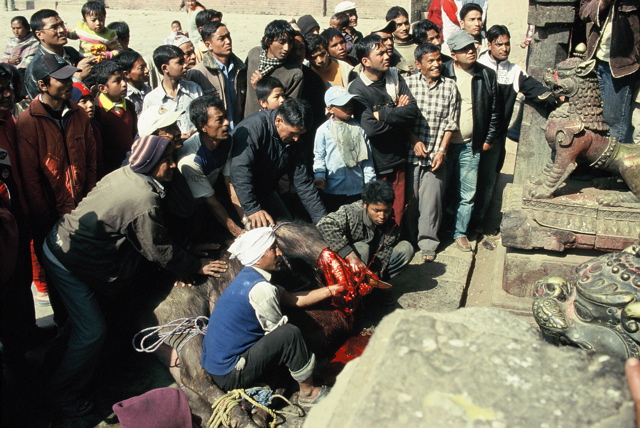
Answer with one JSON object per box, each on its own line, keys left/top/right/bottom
{"left": 405, "top": 73, "right": 459, "bottom": 167}
{"left": 2, "top": 33, "right": 39, "bottom": 69}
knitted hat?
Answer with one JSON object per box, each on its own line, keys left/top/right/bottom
{"left": 71, "top": 82, "right": 92, "bottom": 103}
{"left": 129, "top": 135, "right": 172, "bottom": 174}
{"left": 297, "top": 15, "right": 320, "bottom": 35}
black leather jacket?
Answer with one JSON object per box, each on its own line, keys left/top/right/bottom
{"left": 442, "top": 60, "right": 502, "bottom": 152}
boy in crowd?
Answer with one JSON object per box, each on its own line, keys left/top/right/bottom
{"left": 330, "top": 12, "right": 353, "bottom": 54}
{"left": 92, "top": 60, "right": 137, "bottom": 175}
{"left": 313, "top": 85, "right": 375, "bottom": 213}
{"left": 115, "top": 49, "right": 151, "bottom": 115}
{"left": 321, "top": 27, "right": 358, "bottom": 66}
{"left": 107, "top": 21, "right": 130, "bottom": 51}
{"left": 405, "top": 43, "right": 459, "bottom": 262}
{"left": 143, "top": 44, "right": 203, "bottom": 139}
{"left": 244, "top": 20, "right": 303, "bottom": 117}
{"left": 385, "top": 6, "right": 414, "bottom": 69}
{"left": 348, "top": 35, "right": 419, "bottom": 227}
{"left": 67, "top": 1, "right": 122, "bottom": 60}
{"left": 72, "top": 81, "right": 103, "bottom": 175}
{"left": 164, "top": 20, "right": 185, "bottom": 45}
{"left": 193, "top": 9, "right": 223, "bottom": 62}
{"left": 256, "top": 76, "right": 286, "bottom": 110}
{"left": 304, "top": 33, "right": 353, "bottom": 89}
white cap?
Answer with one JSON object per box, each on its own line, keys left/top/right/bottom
{"left": 138, "top": 107, "right": 185, "bottom": 137}
{"left": 335, "top": 1, "right": 357, "bottom": 13}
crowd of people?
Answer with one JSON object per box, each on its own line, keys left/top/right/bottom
{"left": 0, "top": 0, "right": 638, "bottom": 422}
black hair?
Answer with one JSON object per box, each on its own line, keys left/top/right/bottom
{"left": 81, "top": 1, "right": 106, "bottom": 18}
{"left": 11, "top": 16, "right": 30, "bottom": 32}
{"left": 114, "top": 49, "right": 142, "bottom": 72}
{"left": 107, "top": 21, "right": 129, "bottom": 40}
{"left": 255, "top": 76, "right": 284, "bottom": 102}
{"left": 412, "top": 19, "right": 439, "bottom": 44}
{"left": 304, "top": 33, "right": 327, "bottom": 56}
{"left": 90, "top": 60, "right": 122, "bottom": 86}
{"left": 330, "top": 12, "right": 350, "bottom": 29}
{"left": 195, "top": 9, "right": 222, "bottom": 28}
{"left": 30, "top": 9, "right": 59, "bottom": 32}
{"left": 414, "top": 42, "right": 440, "bottom": 61}
{"left": 486, "top": 24, "right": 510, "bottom": 43}
{"left": 321, "top": 27, "right": 344, "bottom": 46}
{"left": 355, "top": 34, "right": 382, "bottom": 63}
{"left": 261, "top": 20, "right": 295, "bottom": 51}
{"left": 171, "top": 20, "right": 181, "bottom": 26}
{"left": 0, "top": 63, "right": 21, "bottom": 99}
{"left": 200, "top": 21, "right": 226, "bottom": 42}
{"left": 189, "top": 95, "right": 226, "bottom": 132}
{"left": 153, "top": 45, "right": 183, "bottom": 70}
{"left": 362, "top": 180, "right": 395, "bottom": 205}
{"left": 459, "top": 3, "right": 483, "bottom": 20}
{"left": 276, "top": 97, "right": 311, "bottom": 130}
{"left": 385, "top": 6, "right": 409, "bottom": 22}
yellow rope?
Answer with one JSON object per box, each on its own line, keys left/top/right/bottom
{"left": 207, "top": 388, "right": 280, "bottom": 428}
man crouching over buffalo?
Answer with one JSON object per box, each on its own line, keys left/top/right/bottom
{"left": 201, "top": 227, "right": 336, "bottom": 407}
{"left": 42, "top": 135, "right": 228, "bottom": 418}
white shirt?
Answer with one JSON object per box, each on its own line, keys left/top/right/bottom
{"left": 142, "top": 79, "right": 203, "bottom": 134}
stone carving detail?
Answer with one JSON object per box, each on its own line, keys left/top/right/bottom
{"left": 533, "top": 243, "right": 640, "bottom": 359}
{"left": 527, "top": 57, "right": 640, "bottom": 206}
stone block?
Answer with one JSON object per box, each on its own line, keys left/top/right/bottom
{"left": 305, "top": 308, "right": 634, "bottom": 428}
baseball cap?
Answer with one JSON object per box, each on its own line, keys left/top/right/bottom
{"left": 335, "top": 1, "right": 357, "bottom": 13}
{"left": 32, "top": 54, "right": 80, "bottom": 81}
{"left": 71, "top": 82, "right": 92, "bottom": 103}
{"left": 447, "top": 30, "right": 477, "bottom": 52}
{"left": 368, "top": 20, "right": 397, "bottom": 36}
{"left": 324, "top": 85, "right": 355, "bottom": 107}
{"left": 138, "top": 107, "right": 185, "bottom": 137}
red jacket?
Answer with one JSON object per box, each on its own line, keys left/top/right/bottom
{"left": 16, "top": 96, "right": 97, "bottom": 236}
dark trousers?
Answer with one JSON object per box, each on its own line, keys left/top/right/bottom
{"left": 378, "top": 166, "right": 406, "bottom": 227}
{"left": 211, "top": 324, "right": 313, "bottom": 391}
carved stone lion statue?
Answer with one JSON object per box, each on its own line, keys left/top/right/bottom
{"left": 527, "top": 57, "right": 640, "bottom": 206}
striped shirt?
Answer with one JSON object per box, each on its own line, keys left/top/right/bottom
{"left": 2, "top": 32, "right": 39, "bottom": 69}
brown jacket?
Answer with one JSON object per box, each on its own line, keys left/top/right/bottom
{"left": 580, "top": 0, "right": 640, "bottom": 77}
{"left": 16, "top": 96, "right": 97, "bottom": 237}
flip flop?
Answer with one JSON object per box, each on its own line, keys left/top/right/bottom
{"left": 298, "top": 385, "right": 331, "bottom": 408}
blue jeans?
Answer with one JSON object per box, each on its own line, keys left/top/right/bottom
{"left": 445, "top": 142, "right": 480, "bottom": 239}
{"left": 596, "top": 59, "right": 635, "bottom": 142}
{"left": 42, "top": 244, "right": 107, "bottom": 406}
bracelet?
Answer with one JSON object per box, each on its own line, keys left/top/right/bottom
{"left": 437, "top": 147, "right": 446, "bottom": 153}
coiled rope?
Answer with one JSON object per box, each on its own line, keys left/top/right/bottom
{"left": 132, "top": 316, "right": 209, "bottom": 355}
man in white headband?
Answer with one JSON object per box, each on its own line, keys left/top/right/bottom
{"left": 201, "top": 227, "right": 339, "bottom": 406}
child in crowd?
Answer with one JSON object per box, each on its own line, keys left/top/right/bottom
{"left": 92, "top": 61, "right": 137, "bottom": 176}
{"left": 164, "top": 20, "right": 185, "bottom": 45}
{"left": 329, "top": 12, "right": 353, "bottom": 54}
{"left": 107, "top": 21, "right": 130, "bottom": 51}
{"left": 68, "top": 1, "right": 123, "bottom": 61}
{"left": 313, "top": 86, "right": 374, "bottom": 212}
{"left": 115, "top": 49, "right": 151, "bottom": 115}
{"left": 72, "top": 81, "right": 104, "bottom": 176}
{"left": 256, "top": 76, "right": 286, "bottom": 110}
{"left": 321, "top": 27, "right": 358, "bottom": 66}
{"left": 143, "top": 44, "right": 202, "bottom": 138}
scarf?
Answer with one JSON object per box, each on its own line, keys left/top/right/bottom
{"left": 258, "top": 49, "right": 285, "bottom": 77}
{"left": 330, "top": 119, "right": 368, "bottom": 168}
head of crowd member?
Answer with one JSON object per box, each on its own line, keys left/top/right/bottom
{"left": 261, "top": 20, "right": 296, "bottom": 61}
{"left": 414, "top": 42, "right": 442, "bottom": 84}
{"left": 256, "top": 76, "right": 286, "bottom": 110}
{"left": 0, "top": 66, "right": 16, "bottom": 112}
{"left": 31, "top": 9, "right": 68, "bottom": 51}
{"left": 71, "top": 82, "right": 95, "bottom": 118}
{"left": 107, "top": 21, "right": 130, "bottom": 50}
{"left": 195, "top": 9, "right": 223, "bottom": 36}
{"left": 154, "top": 45, "right": 187, "bottom": 81}
{"left": 369, "top": 21, "right": 396, "bottom": 57}
{"left": 274, "top": 97, "right": 311, "bottom": 144}
{"left": 324, "top": 85, "right": 355, "bottom": 122}
{"left": 356, "top": 34, "right": 389, "bottom": 78}
{"left": 334, "top": 1, "right": 358, "bottom": 28}
{"left": 447, "top": 30, "right": 477, "bottom": 70}
{"left": 33, "top": 54, "right": 79, "bottom": 106}
{"left": 412, "top": 19, "right": 441, "bottom": 47}
{"left": 129, "top": 135, "right": 176, "bottom": 182}
{"left": 92, "top": 60, "right": 127, "bottom": 103}
{"left": 228, "top": 227, "right": 281, "bottom": 270}
{"left": 362, "top": 180, "right": 395, "bottom": 226}
{"left": 486, "top": 25, "right": 511, "bottom": 62}
{"left": 0, "top": 64, "right": 22, "bottom": 102}
{"left": 305, "top": 33, "right": 331, "bottom": 72}
{"left": 330, "top": 12, "right": 350, "bottom": 33}
{"left": 81, "top": 1, "right": 107, "bottom": 34}
{"left": 172, "top": 34, "right": 197, "bottom": 70}
{"left": 297, "top": 15, "right": 320, "bottom": 36}
{"left": 290, "top": 32, "right": 307, "bottom": 67}
{"left": 115, "top": 49, "right": 149, "bottom": 89}
{"left": 201, "top": 21, "right": 232, "bottom": 64}
{"left": 385, "top": 6, "right": 411, "bottom": 43}
{"left": 321, "top": 28, "right": 347, "bottom": 61}
{"left": 459, "top": 3, "right": 483, "bottom": 38}
{"left": 138, "top": 107, "right": 184, "bottom": 148}
{"left": 171, "top": 20, "right": 182, "bottom": 33}
{"left": 190, "top": 95, "right": 230, "bottom": 148}
{"left": 11, "top": 16, "right": 30, "bottom": 40}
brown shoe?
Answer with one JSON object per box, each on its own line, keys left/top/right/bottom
{"left": 455, "top": 237, "right": 471, "bottom": 252}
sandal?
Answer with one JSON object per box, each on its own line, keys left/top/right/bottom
{"left": 58, "top": 400, "right": 94, "bottom": 418}
{"left": 298, "top": 385, "right": 331, "bottom": 408}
